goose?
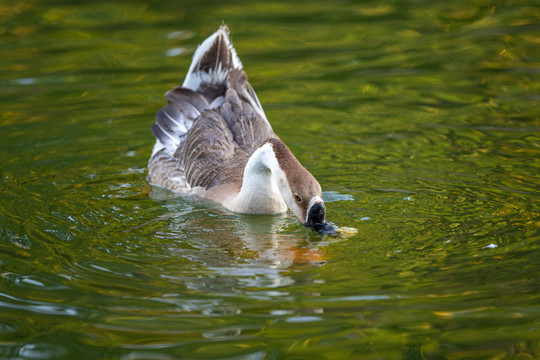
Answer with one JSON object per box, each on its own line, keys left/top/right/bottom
{"left": 148, "top": 26, "right": 333, "bottom": 233}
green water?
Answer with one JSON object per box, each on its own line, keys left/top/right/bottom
{"left": 1, "top": 0, "right": 539, "bottom": 359}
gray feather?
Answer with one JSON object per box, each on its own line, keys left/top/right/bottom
{"left": 148, "top": 27, "right": 275, "bottom": 192}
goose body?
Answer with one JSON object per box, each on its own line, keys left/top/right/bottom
{"left": 148, "top": 26, "right": 331, "bottom": 232}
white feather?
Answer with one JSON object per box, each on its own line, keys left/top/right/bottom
{"left": 182, "top": 26, "right": 242, "bottom": 91}
{"left": 227, "top": 143, "right": 287, "bottom": 214}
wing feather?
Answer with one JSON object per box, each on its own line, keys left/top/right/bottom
{"left": 149, "top": 26, "right": 276, "bottom": 192}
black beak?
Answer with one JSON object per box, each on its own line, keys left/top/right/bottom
{"left": 304, "top": 201, "right": 334, "bottom": 234}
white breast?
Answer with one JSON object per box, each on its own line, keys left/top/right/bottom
{"left": 225, "top": 143, "right": 288, "bottom": 214}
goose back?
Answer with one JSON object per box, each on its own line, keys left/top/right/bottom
{"left": 148, "top": 26, "right": 275, "bottom": 192}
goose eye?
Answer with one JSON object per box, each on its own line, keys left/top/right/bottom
{"left": 294, "top": 194, "right": 302, "bottom": 203}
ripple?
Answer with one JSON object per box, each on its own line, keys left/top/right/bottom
{"left": 10, "top": 78, "right": 37, "bottom": 85}
{"left": 0, "top": 293, "right": 80, "bottom": 318}
{"left": 19, "top": 343, "right": 68, "bottom": 359}
{"left": 165, "top": 47, "right": 186, "bottom": 57}
{"left": 121, "top": 352, "right": 179, "bottom": 360}
{"left": 323, "top": 191, "right": 354, "bottom": 202}
{"left": 4, "top": 274, "right": 70, "bottom": 291}
{"left": 20, "top": 278, "right": 44, "bottom": 287}
{"left": 202, "top": 327, "right": 242, "bottom": 339}
{"left": 0, "top": 323, "right": 16, "bottom": 334}
{"left": 285, "top": 316, "right": 324, "bottom": 323}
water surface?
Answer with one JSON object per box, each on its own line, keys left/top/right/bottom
{"left": 1, "top": 0, "right": 539, "bottom": 359}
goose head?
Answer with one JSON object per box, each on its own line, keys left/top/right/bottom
{"left": 266, "top": 139, "right": 334, "bottom": 234}
{"left": 283, "top": 165, "right": 334, "bottom": 234}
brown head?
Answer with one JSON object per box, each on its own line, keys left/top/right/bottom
{"left": 265, "top": 138, "right": 334, "bottom": 233}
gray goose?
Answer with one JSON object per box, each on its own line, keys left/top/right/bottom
{"left": 148, "top": 26, "right": 332, "bottom": 233}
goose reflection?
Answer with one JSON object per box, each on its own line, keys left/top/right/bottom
{"left": 149, "top": 187, "right": 327, "bottom": 293}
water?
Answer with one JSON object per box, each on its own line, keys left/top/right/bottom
{"left": 1, "top": 0, "right": 539, "bottom": 359}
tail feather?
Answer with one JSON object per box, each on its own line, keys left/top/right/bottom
{"left": 165, "top": 87, "right": 210, "bottom": 111}
{"left": 151, "top": 88, "right": 210, "bottom": 155}
{"left": 182, "top": 25, "right": 242, "bottom": 92}
{"left": 151, "top": 25, "right": 271, "bottom": 159}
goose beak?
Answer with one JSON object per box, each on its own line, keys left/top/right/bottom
{"left": 304, "top": 201, "right": 334, "bottom": 234}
